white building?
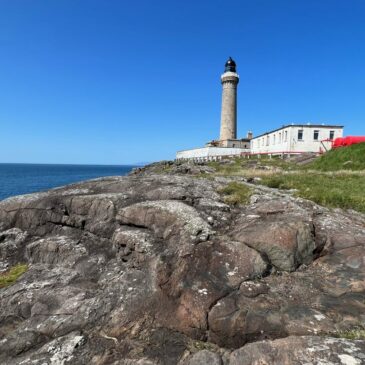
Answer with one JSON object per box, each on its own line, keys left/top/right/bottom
{"left": 250, "top": 124, "right": 344, "bottom": 156}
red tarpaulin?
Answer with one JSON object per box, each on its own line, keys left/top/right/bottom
{"left": 333, "top": 136, "right": 365, "bottom": 148}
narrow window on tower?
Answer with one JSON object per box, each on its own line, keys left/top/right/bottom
{"left": 313, "top": 130, "right": 319, "bottom": 141}
{"left": 329, "top": 130, "right": 335, "bottom": 140}
{"left": 298, "top": 130, "right": 303, "bottom": 141}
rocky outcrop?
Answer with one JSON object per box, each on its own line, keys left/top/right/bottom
{"left": 0, "top": 163, "right": 364, "bottom": 364}
{"left": 228, "top": 336, "right": 365, "bottom": 365}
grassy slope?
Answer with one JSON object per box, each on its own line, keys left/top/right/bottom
{"left": 307, "top": 143, "right": 365, "bottom": 171}
{"left": 261, "top": 173, "right": 365, "bottom": 212}
{"left": 207, "top": 145, "right": 365, "bottom": 213}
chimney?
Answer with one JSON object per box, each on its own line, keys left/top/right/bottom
{"left": 247, "top": 131, "right": 253, "bottom": 140}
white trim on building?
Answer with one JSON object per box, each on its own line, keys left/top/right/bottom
{"left": 250, "top": 124, "right": 344, "bottom": 155}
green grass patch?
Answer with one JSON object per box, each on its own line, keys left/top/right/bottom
{"left": 307, "top": 143, "right": 365, "bottom": 171}
{"left": 334, "top": 327, "right": 365, "bottom": 340}
{"left": 0, "top": 264, "right": 28, "bottom": 289}
{"left": 261, "top": 172, "right": 365, "bottom": 212}
{"left": 218, "top": 182, "right": 253, "bottom": 205}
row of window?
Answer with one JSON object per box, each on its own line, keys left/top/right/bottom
{"left": 256, "top": 131, "right": 288, "bottom": 147}
{"left": 298, "top": 129, "right": 335, "bottom": 141}
{"left": 256, "top": 130, "right": 336, "bottom": 148}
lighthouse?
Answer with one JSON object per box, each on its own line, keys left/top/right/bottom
{"left": 175, "top": 57, "right": 252, "bottom": 161}
{"left": 219, "top": 57, "right": 239, "bottom": 142}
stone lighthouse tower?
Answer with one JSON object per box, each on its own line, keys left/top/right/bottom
{"left": 219, "top": 57, "right": 239, "bottom": 143}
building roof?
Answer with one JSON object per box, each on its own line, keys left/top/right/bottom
{"left": 252, "top": 124, "right": 344, "bottom": 139}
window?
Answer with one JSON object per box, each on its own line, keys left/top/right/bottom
{"left": 284, "top": 131, "right": 288, "bottom": 142}
{"left": 273, "top": 135, "right": 276, "bottom": 144}
{"left": 279, "top": 133, "right": 282, "bottom": 143}
{"left": 313, "top": 130, "right": 319, "bottom": 141}
{"left": 329, "top": 130, "right": 335, "bottom": 140}
{"left": 298, "top": 130, "right": 303, "bottom": 141}
{"left": 266, "top": 136, "right": 270, "bottom": 146}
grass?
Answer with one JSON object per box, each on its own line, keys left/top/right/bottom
{"left": 218, "top": 182, "right": 253, "bottom": 205}
{"left": 260, "top": 172, "right": 365, "bottom": 213}
{"left": 200, "top": 147, "right": 365, "bottom": 213}
{"left": 307, "top": 143, "right": 365, "bottom": 171}
{"left": 0, "top": 264, "right": 28, "bottom": 289}
{"left": 333, "top": 327, "right": 365, "bottom": 340}
{"left": 187, "top": 145, "right": 365, "bottom": 213}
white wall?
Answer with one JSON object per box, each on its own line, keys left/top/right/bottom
{"left": 251, "top": 126, "right": 343, "bottom": 154}
{"left": 176, "top": 147, "right": 250, "bottom": 160}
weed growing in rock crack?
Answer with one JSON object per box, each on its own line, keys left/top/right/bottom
{"left": 186, "top": 339, "right": 220, "bottom": 353}
{"left": 0, "top": 264, "right": 28, "bottom": 288}
{"left": 218, "top": 182, "right": 253, "bottom": 205}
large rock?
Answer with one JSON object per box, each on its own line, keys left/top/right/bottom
{"left": 233, "top": 216, "right": 316, "bottom": 272}
{"left": 116, "top": 200, "right": 214, "bottom": 248}
{"left": 229, "top": 336, "right": 365, "bottom": 365}
{"left": 0, "top": 168, "right": 364, "bottom": 364}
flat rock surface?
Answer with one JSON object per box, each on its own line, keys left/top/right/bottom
{"left": 0, "top": 162, "right": 364, "bottom": 364}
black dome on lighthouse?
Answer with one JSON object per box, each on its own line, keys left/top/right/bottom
{"left": 224, "top": 57, "right": 236, "bottom": 72}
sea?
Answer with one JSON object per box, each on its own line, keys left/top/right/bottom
{"left": 0, "top": 163, "right": 138, "bottom": 201}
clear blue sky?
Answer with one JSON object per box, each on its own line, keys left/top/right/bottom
{"left": 1, "top": 0, "right": 364, "bottom": 164}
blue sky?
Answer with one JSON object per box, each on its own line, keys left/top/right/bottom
{"left": 0, "top": 0, "right": 364, "bottom": 164}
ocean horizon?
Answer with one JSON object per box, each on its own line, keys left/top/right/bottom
{"left": 0, "top": 163, "right": 140, "bottom": 201}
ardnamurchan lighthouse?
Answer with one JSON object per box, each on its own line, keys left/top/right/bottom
{"left": 175, "top": 57, "right": 252, "bottom": 161}
{"left": 219, "top": 57, "right": 239, "bottom": 142}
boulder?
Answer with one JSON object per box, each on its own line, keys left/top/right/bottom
{"left": 233, "top": 218, "right": 316, "bottom": 271}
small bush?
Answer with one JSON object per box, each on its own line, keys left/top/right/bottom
{"left": 218, "top": 182, "right": 253, "bottom": 205}
{"left": 0, "top": 264, "right": 28, "bottom": 289}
